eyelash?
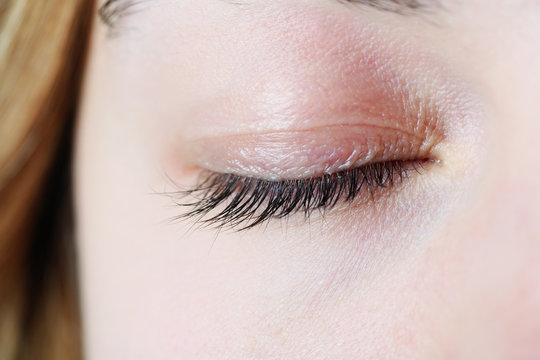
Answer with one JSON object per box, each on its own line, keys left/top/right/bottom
{"left": 171, "top": 160, "right": 426, "bottom": 231}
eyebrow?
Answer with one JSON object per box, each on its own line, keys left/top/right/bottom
{"left": 222, "top": 0, "right": 436, "bottom": 15}
{"left": 100, "top": 0, "right": 142, "bottom": 28}
{"left": 100, "top": 0, "right": 437, "bottom": 28}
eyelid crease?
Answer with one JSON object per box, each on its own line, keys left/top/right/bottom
{"left": 185, "top": 123, "right": 432, "bottom": 144}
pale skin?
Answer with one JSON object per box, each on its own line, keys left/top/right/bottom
{"left": 76, "top": 0, "right": 540, "bottom": 358}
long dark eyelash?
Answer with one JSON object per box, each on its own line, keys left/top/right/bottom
{"left": 170, "top": 160, "right": 422, "bottom": 231}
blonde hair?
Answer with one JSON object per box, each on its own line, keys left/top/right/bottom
{"left": 0, "top": 0, "right": 93, "bottom": 358}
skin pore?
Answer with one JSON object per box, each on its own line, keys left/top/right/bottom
{"left": 76, "top": 0, "right": 540, "bottom": 359}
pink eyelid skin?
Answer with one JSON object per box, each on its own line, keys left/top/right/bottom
{"left": 162, "top": 4, "right": 478, "bottom": 180}
{"left": 183, "top": 125, "right": 440, "bottom": 180}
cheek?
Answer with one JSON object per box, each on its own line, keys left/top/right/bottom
{"left": 75, "top": 112, "right": 468, "bottom": 359}
{"left": 434, "top": 192, "right": 540, "bottom": 357}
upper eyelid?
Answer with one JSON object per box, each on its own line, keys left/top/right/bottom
{"left": 175, "top": 124, "right": 441, "bottom": 181}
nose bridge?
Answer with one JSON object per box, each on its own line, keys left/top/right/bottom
{"left": 485, "top": 98, "right": 540, "bottom": 247}
{"left": 479, "top": 74, "right": 540, "bottom": 349}
{"left": 481, "top": 30, "right": 540, "bottom": 243}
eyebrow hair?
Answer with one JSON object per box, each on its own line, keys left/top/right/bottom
{"left": 223, "top": 0, "right": 435, "bottom": 14}
{"left": 99, "top": 0, "right": 144, "bottom": 28}
{"left": 100, "top": 0, "right": 437, "bottom": 29}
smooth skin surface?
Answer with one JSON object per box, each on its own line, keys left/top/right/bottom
{"left": 76, "top": 0, "right": 540, "bottom": 359}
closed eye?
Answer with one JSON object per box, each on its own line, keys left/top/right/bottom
{"left": 169, "top": 159, "right": 430, "bottom": 231}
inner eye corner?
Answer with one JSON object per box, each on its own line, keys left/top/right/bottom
{"left": 404, "top": 156, "right": 440, "bottom": 174}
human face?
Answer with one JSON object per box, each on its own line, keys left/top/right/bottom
{"left": 76, "top": 0, "right": 540, "bottom": 358}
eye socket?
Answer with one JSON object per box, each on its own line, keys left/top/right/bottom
{"left": 169, "top": 159, "right": 429, "bottom": 231}
{"left": 166, "top": 121, "right": 440, "bottom": 231}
